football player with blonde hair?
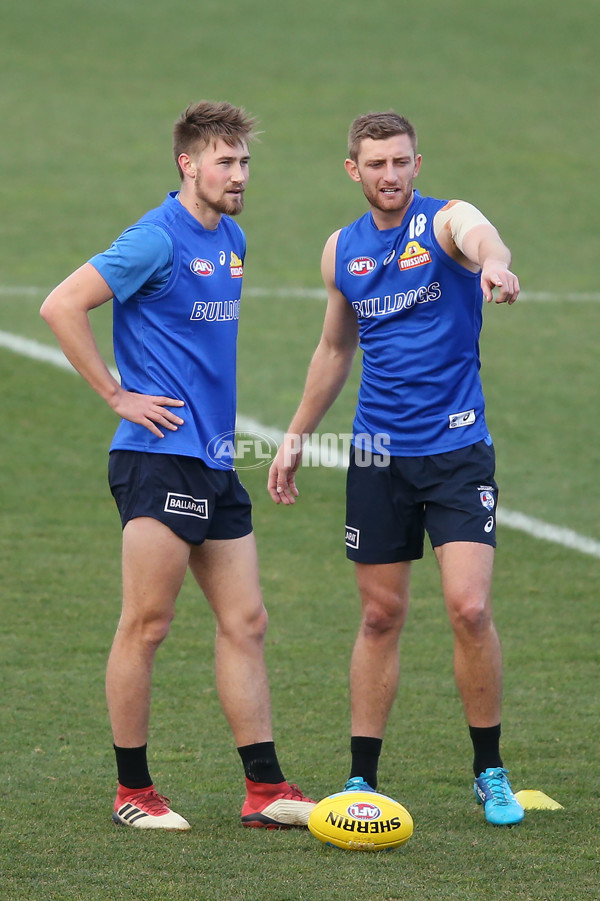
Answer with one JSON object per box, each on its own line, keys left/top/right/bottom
{"left": 42, "top": 101, "right": 314, "bottom": 832}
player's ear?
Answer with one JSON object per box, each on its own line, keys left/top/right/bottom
{"left": 179, "top": 153, "right": 197, "bottom": 179}
{"left": 413, "top": 153, "right": 423, "bottom": 178}
{"left": 344, "top": 158, "right": 361, "bottom": 183}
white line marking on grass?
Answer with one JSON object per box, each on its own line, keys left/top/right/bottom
{"left": 2, "top": 284, "right": 600, "bottom": 302}
{"left": 518, "top": 292, "right": 600, "bottom": 302}
{"left": 0, "top": 330, "right": 75, "bottom": 371}
{"left": 242, "top": 289, "right": 600, "bottom": 303}
{"left": 2, "top": 328, "right": 600, "bottom": 560}
{"left": 495, "top": 509, "right": 600, "bottom": 558}
{"left": 0, "top": 285, "right": 45, "bottom": 297}
{"left": 236, "top": 419, "right": 600, "bottom": 560}
{"left": 0, "top": 330, "right": 120, "bottom": 379}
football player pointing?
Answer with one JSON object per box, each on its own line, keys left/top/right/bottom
{"left": 269, "top": 111, "right": 524, "bottom": 827}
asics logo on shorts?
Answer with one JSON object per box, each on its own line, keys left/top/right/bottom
{"left": 164, "top": 492, "right": 208, "bottom": 519}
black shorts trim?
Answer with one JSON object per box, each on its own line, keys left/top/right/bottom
{"left": 345, "top": 441, "right": 498, "bottom": 564}
{"left": 108, "top": 451, "right": 253, "bottom": 545}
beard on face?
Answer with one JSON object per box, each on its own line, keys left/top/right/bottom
{"left": 222, "top": 192, "right": 245, "bottom": 216}
{"left": 361, "top": 182, "right": 410, "bottom": 213}
{"left": 194, "top": 181, "right": 245, "bottom": 217}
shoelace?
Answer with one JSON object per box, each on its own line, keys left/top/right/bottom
{"left": 126, "top": 789, "right": 171, "bottom": 814}
{"left": 345, "top": 778, "right": 373, "bottom": 791}
{"left": 484, "top": 769, "right": 512, "bottom": 806}
{"left": 284, "top": 784, "right": 313, "bottom": 802}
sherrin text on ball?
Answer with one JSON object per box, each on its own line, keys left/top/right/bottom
{"left": 308, "top": 791, "right": 413, "bottom": 851}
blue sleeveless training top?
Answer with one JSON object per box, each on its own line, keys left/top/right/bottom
{"left": 90, "top": 192, "right": 245, "bottom": 469}
{"left": 335, "top": 190, "right": 490, "bottom": 456}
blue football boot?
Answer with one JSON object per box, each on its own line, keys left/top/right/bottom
{"left": 343, "top": 776, "right": 377, "bottom": 793}
{"left": 474, "top": 767, "right": 525, "bottom": 826}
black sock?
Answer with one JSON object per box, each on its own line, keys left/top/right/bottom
{"left": 350, "top": 736, "right": 383, "bottom": 790}
{"left": 469, "top": 724, "right": 503, "bottom": 777}
{"left": 237, "top": 741, "right": 285, "bottom": 784}
{"left": 114, "top": 744, "right": 152, "bottom": 790}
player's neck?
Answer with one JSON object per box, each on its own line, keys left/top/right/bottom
{"left": 177, "top": 189, "right": 221, "bottom": 231}
{"left": 370, "top": 191, "right": 414, "bottom": 231}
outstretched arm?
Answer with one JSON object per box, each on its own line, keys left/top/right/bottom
{"left": 40, "top": 263, "right": 185, "bottom": 438}
{"left": 434, "top": 200, "right": 520, "bottom": 304}
{"left": 267, "top": 231, "right": 359, "bottom": 504}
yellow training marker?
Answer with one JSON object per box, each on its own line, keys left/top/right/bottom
{"left": 515, "top": 790, "right": 564, "bottom": 810}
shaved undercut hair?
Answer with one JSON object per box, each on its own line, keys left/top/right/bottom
{"left": 173, "top": 101, "right": 258, "bottom": 179}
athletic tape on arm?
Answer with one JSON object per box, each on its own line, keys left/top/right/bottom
{"left": 435, "top": 201, "right": 492, "bottom": 255}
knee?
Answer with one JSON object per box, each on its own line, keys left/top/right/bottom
{"left": 144, "top": 614, "right": 174, "bottom": 646}
{"left": 219, "top": 601, "right": 269, "bottom": 645}
{"left": 360, "top": 590, "right": 407, "bottom": 639}
{"left": 246, "top": 603, "right": 269, "bottom": 642}
{"left": 448, "top": 594, "right": 491, "bottom": 636}
{"left": 119, "top": 609, "right": 175, "bottom": 648}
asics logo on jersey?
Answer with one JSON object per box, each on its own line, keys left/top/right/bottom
{"left": 348, "top": 256, "right": 377, "bottom": 276}
{"left": 190, "top": 258, "right": 215, "bottom": 276}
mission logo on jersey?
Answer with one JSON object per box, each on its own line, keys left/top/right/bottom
{"left": 230, "top": 252, "right": 243, "bottom": 278}
{"left": 398, "top": 241, "right": 432, "bottom": 271}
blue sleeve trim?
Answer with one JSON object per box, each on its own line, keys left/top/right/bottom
{"left": 88, "top": 224, "right": 173, "bottom": 303}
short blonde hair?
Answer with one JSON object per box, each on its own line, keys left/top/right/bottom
{"left": 348, "top": 111, "right": 417, "bottom": 162}
{"left": 173, "top": 101, "right": 258, "bottom": 179}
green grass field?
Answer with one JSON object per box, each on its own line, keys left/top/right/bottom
{"left": 1, "top": 1, "right": 599, "bottom": 899}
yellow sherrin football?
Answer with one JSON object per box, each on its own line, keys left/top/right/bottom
{"left": 308, "top": 790, "right": 413, "bottom": 851}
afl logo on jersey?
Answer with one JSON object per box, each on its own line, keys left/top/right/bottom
{"left": 190, "top": 258, "right": 215, "bottom": 277}
{"left": 348, "top": 256, "right": 376, "bottom": 276}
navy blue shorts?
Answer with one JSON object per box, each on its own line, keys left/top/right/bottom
{"left": 108, "top": 451, "right": 253, "bottom": 545}
{"left": 345, "top": 440, "right": 498, "bottom": 564}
